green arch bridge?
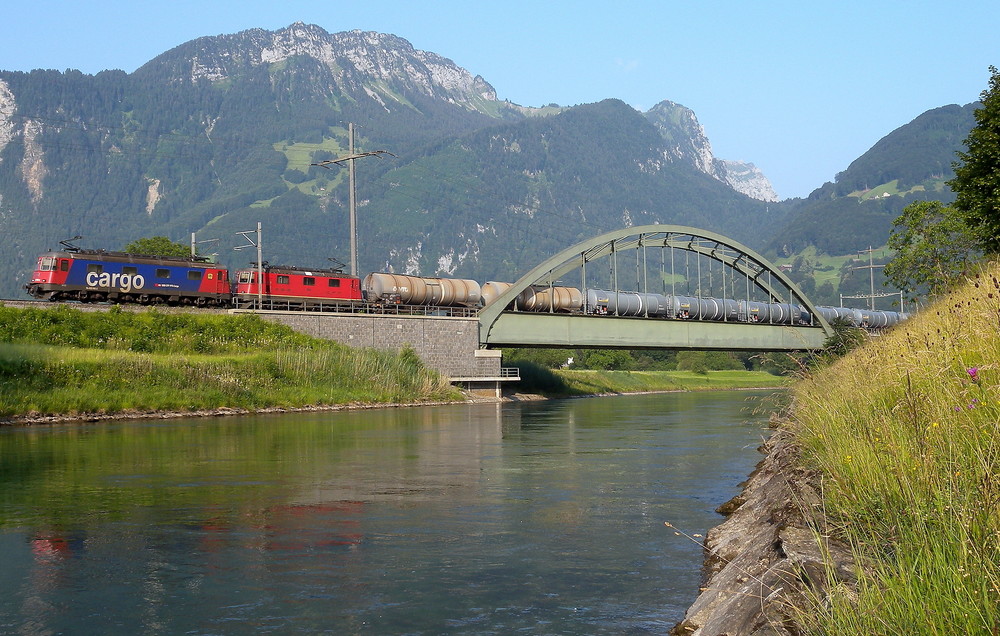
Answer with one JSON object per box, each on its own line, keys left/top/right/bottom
{"left": 477, "top": 225, "right": 836, "bottom": 352}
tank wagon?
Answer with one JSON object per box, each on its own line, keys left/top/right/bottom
{"left": 481, "top": 281, "right": 583, "bottom": 312}
{"left": 363, "top": 273, "right": 481, "bottom": 307}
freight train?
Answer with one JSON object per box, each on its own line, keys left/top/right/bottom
{"left": 25, "top": 247, "right": 908, "bottom": 329}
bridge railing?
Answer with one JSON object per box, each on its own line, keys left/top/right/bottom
{"left": 233, "top": 298, "right": 478, "bottom": 318}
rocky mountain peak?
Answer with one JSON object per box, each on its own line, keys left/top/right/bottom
{"left": 143, "top": 23, "right": 499, "bottom": 115}
{"left": 644, "top": 100, "right": 778, "bottom": 202}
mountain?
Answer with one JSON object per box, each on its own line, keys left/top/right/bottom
{"left": 0, "top": 23, "right": 780, "bottom": 298}
{"left": 356, "top": 98, "right": 775, "bottom": 282}
{"left": 768, "top": 103, "right": 978, "bottom": 256}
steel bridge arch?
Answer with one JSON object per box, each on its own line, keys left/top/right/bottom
{"left": 478, "top": 224, "right": 834, "bottom": 344}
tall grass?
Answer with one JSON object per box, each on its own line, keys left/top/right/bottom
{"left": 0, "top": 306, "right": 458, "bottom": 418}
{"left": 788, "top": 265, "right": 1000, "bottom": 634}
{"left": 0, "top": 304, "right": 321, "bottom": 353}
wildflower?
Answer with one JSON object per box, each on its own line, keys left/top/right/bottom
{"left": 968, "top": 367, "right": 980, "bottom": 382}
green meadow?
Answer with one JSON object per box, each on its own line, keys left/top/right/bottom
{"left": 0, "top": 305, "right": 458, "bottom": 419}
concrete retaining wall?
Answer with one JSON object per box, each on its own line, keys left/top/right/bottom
{"left": 243, "top": 311, "right": 500, "bottom": 379}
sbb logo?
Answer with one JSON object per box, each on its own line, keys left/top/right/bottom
{"left": 86, "top": 271, "right": 146, "bottom": 292}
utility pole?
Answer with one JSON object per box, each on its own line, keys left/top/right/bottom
{"left": 311, "top": 125, "right": 395, "bottom": 277}
{"left": 235, "top": 222, "right": 263, "bottom": 307}
{"left": 190, "top": 232, "right": 219, "bottom": 259}
{"left": 842, "top": 246, "right": 896, "bottom": 311}
{"left": 349, "top": 123, "right": 357, "bottom": 279}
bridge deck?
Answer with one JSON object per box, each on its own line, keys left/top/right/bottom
{"left": 483, "top": 312, "right": 829, "bottom": 351}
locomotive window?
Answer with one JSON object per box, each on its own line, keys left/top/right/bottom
{"left": 123, "top": 266, "right": 138, "bottom": 276}
{"left": 237, "top": 272, "right": 252, "bottom": 284}
{"left": 303, "top": 277, "right": 315, "bottom": 286}
{"left": 156, "top": 269, "right": 171, "bottom": 279}
{"left": 328, "top": 279, "right": 341, "bottom": 288}
{"left": 39, "top": 257, "right": 56, "bottom": 271}
{"left": 87, "top": 264, "right": 103, "bottom": 275}
{"left": 277, "top": 275, "right": 290, "bottom": 284}
{"left": 187, "top": 270, "right": 202, "bottom": 281}
{"left": 60, "top": 260, "right": 69, "bottom": 271}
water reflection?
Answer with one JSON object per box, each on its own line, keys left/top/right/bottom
{"left": 0, "top": 391, "right": 777, "bottom": 634}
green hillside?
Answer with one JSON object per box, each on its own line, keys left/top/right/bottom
{"left": 768, "top": 103, "right": 977, "bottom": 256}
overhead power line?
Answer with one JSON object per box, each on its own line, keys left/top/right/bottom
{"left": 310, "top": 123, "right": 396, "bottom": 277}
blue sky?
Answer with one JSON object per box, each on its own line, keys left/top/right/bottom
{"left": 1, "top": 0, "right": 996, "bottom": 199}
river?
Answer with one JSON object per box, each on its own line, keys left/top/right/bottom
{"left": 0, "top": 390, "right": 779, "bottom": 635}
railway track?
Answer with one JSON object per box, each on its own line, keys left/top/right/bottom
{"left": 1, "top": 298, "right": 226, "bottom": 314}
{"left": 0, "top": 298, "right": 475, "bottom": 318}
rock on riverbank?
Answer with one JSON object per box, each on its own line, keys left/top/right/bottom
{"left": 671, "top": 428, "right": 859, "bottom": 636}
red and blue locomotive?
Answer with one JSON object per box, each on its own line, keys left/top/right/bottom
{"left": 26, "top": 245, "right": 231, "bottom": 307}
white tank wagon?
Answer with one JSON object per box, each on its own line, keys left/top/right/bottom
{"left": 673, "top": 296, "right": 742, "bottom": 322}
{"left": 815, "top": 305, "right": 908, "bottom": 328}
{"left": 816, "top": 306, "right": 861, "bottom": 325}
{"left": 737, "top": 301, "right": 809, "bottom": 324}
{"left": 586, "top": 288, "right": 671, "bottom": 316}
{"left": 362, "top": 273, "right": 482, "bottom": 306}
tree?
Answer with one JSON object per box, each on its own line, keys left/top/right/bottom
{"left": 950, "top": 66, "right": 1000, "bottom": 253}
{"left": 820, "top": 318, "right": 867, "bottom": 359}
{"left": 123, "top": 236, "right": 190, "bottom": 257}
{"left": 675, "top": 351, "right": 709, "bottom": 375}
{"left": 884, "top": 201, "right": 978, "bottom": 300}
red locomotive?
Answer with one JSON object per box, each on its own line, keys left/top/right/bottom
{"left": 233, "top": 264, "right": 363, "bottom": 309}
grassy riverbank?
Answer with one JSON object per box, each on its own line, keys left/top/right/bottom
{"left": 788, "top": 266, "right": 1000, "bottom": 633}
{"left": 0, "top": 305, "right": 459, "bottom": 420}
{"left": 558, "top": 368, "right": 788, "bottom": 394}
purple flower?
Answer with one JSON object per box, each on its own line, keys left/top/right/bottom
{"left": 968, "top": 367, "right": 980, "bottom": 382}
